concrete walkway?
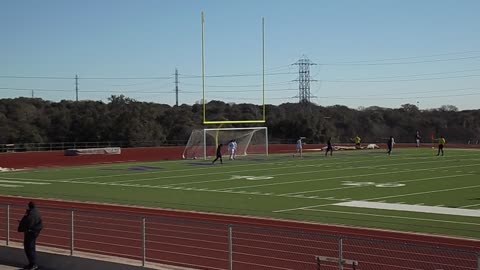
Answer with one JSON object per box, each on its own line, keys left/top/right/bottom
{"left": 1, "top": 243, "right": 198, "bottom": 270}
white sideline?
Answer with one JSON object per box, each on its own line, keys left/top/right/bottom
{"left": 334, "top": 201, "right": 480, "bottom": 217}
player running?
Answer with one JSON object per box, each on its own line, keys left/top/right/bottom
{"left": 212, "top": 143, "right": 223, "bottom": 164}
{"left": 325, "top": 137, "right": 333, "bottom": 156}
{"left": 352, "top": 135, "right": 361, "bottom": 149}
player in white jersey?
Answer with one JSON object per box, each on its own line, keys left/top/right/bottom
{"left": 232, "top": 139, "right": 237, "bottom": 159}
{"left": 293, "top": 138, "right": 303, "bottom": 158}
{"left": 228, "top": 139, "right": 237, "bottom": 160}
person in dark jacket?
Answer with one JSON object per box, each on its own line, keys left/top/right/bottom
{"left": 212, "top": 143, "right": 223, "bottom": 164}
{"left": 18, "top": 201, "right": 43, "bottom": 270}
{"left": 387, "top": 136, "right": 395, "bottom": 156}
{"left": 325, "top": 137, "right": 333, "bottom": 156}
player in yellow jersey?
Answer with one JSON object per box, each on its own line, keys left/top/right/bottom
{"left": 436, "top": 136, "right": 446, "bottom": 156}
{"left": 351, "top": 135, "right": 361, "bottom": 149}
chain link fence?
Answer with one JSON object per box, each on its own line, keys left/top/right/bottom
{"left": 1, "top": 203, "right": 479, "bottom": 270}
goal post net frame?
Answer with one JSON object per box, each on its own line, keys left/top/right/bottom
{"left": 183, "top": 127, "right": 269, "bottom": 160}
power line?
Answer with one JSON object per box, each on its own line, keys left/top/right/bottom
{"left": 181, "top": 80, "right": 293, "bottom": 88}
{"left": 317, "top": 92, "right": 480, "bottom": 100}
{"left": 179, "top": 72, "right": 293, "bottom": 78}
{"left": 324, "top": 68, "right": 480, "bottom": 81}
{"left": 0, "top": 87, "right": 296, "bottom": 93}
{"left": 313, "top": 51, "right": 480, "bottom": 66}
{"left": 0, "top": 75, "right": 173, "bottom": 80}
{"left": 321, "top": 74, "right": 480, "bottom": 83}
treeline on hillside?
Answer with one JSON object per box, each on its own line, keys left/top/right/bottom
{"left": 0, "top": 95, "right": 479, "bottom": 146}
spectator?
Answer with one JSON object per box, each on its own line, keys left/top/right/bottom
{"left": 18, "top": 201, "right": 43, "bottom": 270}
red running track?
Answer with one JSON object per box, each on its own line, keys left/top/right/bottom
{"left": 0, "top": 196, "right": 479, "bottom": 270}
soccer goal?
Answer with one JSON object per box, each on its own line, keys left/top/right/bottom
{"left": 183, "top": 127, "right": 268, "bottom": 160}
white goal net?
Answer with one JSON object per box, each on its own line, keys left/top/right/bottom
{"left": 183, "top": 127, "right": 268, "bottom": 160}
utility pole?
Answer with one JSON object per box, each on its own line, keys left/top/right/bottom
{"left": 175, "top": 68, "right": 179, "bottom": 106}
{"left": 31, "top": 90, "right": 34, "bottom": 98}
{"left": 75, "top": 74, "right": 79, "bottom": 101}
{"left": 293, "top": 57, "right": 317, "bottom": 103}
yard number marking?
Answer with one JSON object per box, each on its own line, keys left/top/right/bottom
{"left": 231, "top": 175, "right": 273, "bottom": 181}
{"left": 342, "top": 181, "right": 405, "bottom": 188}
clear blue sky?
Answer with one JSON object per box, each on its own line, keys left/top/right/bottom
{"left": 2, "top": 0, "right": 480, "bottom": 110}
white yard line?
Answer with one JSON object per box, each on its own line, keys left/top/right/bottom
{"left": 302, "top": 209, "right": 480, "bottom": 226}
{"left": 0, "top": 180, "right": 50, "bottom": 185}
{"left": 0, "top": 184, "right": 23, "bottom": 188}
{"left": 334, "top": 201, "right": 480, "bottom": 217}
{"left": 460, "top": 203, "right": 480, "bottom": 209}
{"left": 273, "top": 203, "right": 334, "bottom": 213}
{"left": 367, "top": 184, "right": 480, "bottom": 201}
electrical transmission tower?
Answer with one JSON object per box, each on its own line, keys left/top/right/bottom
{"left": 293, "top": 57, "right": 316, "bottom": 103}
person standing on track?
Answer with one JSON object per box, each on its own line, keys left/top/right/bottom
{"left": 18, "top": 201, "right": 43, "bottom": 270}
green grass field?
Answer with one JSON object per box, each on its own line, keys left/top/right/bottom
{"left": 1, "top": 148, "right": 479, "bottom": 239}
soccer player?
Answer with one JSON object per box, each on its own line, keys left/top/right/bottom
{"left": 232, "top": 139, "right": 237, "bottom": 160}
{"left": 436, "top": 136, "right": 446, "bottom": 156}
{"left": 228, "top": 140, "right": 234, "bottom": 160}
{"left": 387, "top": 136, "right": 395, "bottom": 155}
{"left": 415, "top": 131, "right": 421, "bottom": 147}
{"left": 293, "top": 137, "right": 303, "bottom": 158}
{"left": 352, "top": 135, "right": 361, "bottom": 149}
{"left": 325, "top": 137, "right": 333, "bottom": 156}
{"left": 212, "top": 143, "right": 223, "bottom": 164}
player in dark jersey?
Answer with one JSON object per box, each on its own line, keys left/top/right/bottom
{"left": 325, "top": 137, "right": 333, "bottom": 156}
{"left": 212, "top": 143, "right": 223, "bottom": 164}
{"left": 387, "top": 136, "right": 395, "bottom": 155}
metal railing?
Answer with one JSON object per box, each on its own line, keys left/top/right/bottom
{"left": 0, "top": 140, "right": 188, "bottom": 152}
{"left": 1, "top": 203, "right": 479, "bottom": 270}
{"left": 2, "top": 138, "right": 479, "bottom": 153}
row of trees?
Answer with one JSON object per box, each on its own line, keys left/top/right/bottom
{"left": 0, "top": 95, "right": 479, "bottom": 146}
